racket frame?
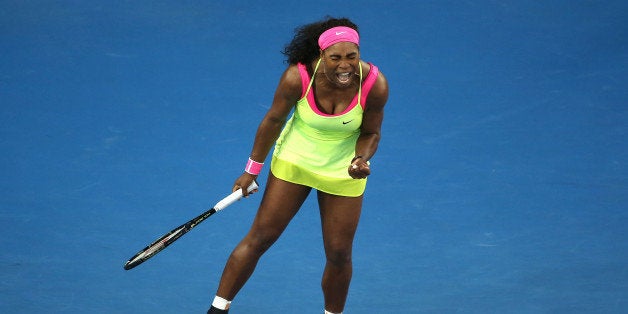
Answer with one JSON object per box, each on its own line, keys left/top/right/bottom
{"left": 124, "top": 181, "right": 258, "bottom": 270}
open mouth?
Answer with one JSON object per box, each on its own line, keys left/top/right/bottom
{"left": 337, "top": 72, "right": 352, "bottom": 84}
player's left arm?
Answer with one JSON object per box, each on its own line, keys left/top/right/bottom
{"left": 350, "top": 70, "right": 389, "bottom": 178}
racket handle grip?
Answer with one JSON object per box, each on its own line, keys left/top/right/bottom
{"left": 214, "top": 180, "right": 259, "bottom": 211}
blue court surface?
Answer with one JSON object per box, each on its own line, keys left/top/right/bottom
{"left": 2, "top": 1, "right": 627, "bottom": 313}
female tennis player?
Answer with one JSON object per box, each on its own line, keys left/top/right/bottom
{"left": 208, "top": 17, "right": 389, "bottom": 314}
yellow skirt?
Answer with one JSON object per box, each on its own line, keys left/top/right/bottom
{"left": 271, "top": 156, "right": 367, "bottom": 197}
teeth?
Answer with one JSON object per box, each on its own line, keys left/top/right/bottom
{"left": 337, "top": 73, "right": 351, "bottom": 83}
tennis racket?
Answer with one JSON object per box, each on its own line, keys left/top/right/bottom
{"left": 124, "top": 181, "right": 259, "bottom": 270}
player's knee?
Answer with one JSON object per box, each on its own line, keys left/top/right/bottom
{"left": 242, "top": 229, "right": 281, "bottom": 256}
{"left": 325, "top": 246, "right": 352, "bottom": 267}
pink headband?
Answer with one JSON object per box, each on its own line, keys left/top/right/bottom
{"left": 318, "top": 26, "right": 360, "bottom": 50}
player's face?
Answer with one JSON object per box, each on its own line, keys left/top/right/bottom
{"left": 320, "top": 42, "right": 360, "bottom": 88}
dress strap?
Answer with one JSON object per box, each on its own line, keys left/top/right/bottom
{"left": 357, "top": 61, "right": 363, "bottom": 108}
{"left": 304, "top": 58, "right": 322, "bottom": 97}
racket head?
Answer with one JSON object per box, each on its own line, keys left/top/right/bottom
{"left": 123, "top": 225, "right": 187, "bottom": 270}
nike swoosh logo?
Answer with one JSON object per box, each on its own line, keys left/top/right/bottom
{"left": 335, "top": 31, "right": 347, "bottom": 35}
{"left": 342, "top": 120, "right": 354, "bottom": 124}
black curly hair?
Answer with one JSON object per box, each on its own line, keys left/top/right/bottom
{"left": 282, "top": 16, "right": 359, "bottom": 66}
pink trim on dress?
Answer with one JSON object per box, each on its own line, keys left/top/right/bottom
{"left": 296, "top": 62, "right": 379, "bottom": 117}
{"left": 296, "top": 63, "right": 310, "bottom": 98}
{"left": 306, "top": 88, "right": 359, "bottom": 117}
{"left": 360, "top": 64, "right": 379, "bottom": 107}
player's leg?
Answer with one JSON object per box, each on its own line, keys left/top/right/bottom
{"left": 317, "top": 191, "right": 363, "bottom": 313}
{"left": 213, "top": 172, "right": 312, "bottom": 301}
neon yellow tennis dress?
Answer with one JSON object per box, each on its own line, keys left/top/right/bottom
{"left": 271, "top": 59, "right": 380, "bottom": 197}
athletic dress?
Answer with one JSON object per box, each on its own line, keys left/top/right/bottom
{"left": 270, "top": 59, "right": 380, "bottom": 197}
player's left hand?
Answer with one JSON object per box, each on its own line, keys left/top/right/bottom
{"left": 348, "top": 158, "right": 370, "bottom": 179}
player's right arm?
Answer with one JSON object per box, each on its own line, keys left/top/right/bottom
{"left": 233, "top": 65, "right": 303, "bottom": 195}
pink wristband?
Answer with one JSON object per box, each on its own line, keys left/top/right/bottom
{"left": 244, "top": 158, "right": 264, "bottom": 175}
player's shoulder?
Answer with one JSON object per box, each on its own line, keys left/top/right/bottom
{"left": 370, "top": 65, "right": 389, "bottom": 99}
{"left": 362, "top": 61, "right": 388, "bottom": 109}
{"left": 362, "top": 61, "right": 387, "bottom": 87}
{"left": 274, "top": 64, "right": 304, "bottom": 101}
{"left": 278, "top": 64, "right": 303, "bottom": 91}
{"left": 282, "top": 63, "right": 302, "bottom": 81}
